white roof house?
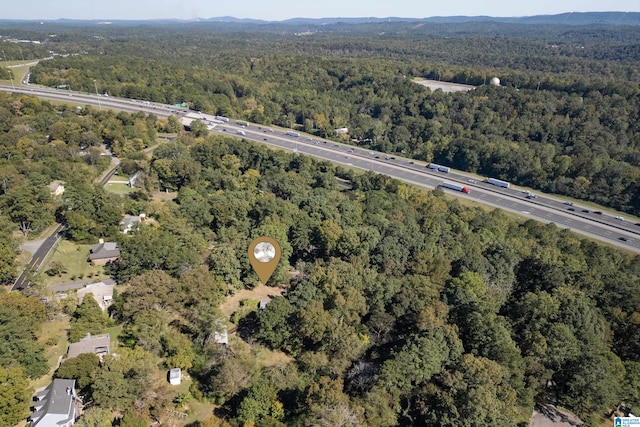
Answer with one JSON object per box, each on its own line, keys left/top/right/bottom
{"left": 77, "top": 282, "right": 115, "bottom": 311}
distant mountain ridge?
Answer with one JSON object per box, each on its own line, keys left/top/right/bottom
{"left": 1, "top": 11, "right": 639, "bottom": 27}
{"left": 206, "top": 12, "right": 640, "bottom": 26}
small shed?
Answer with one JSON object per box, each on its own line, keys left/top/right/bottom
{"left": 169, "top": 368, "right": 182, "bottom": 385}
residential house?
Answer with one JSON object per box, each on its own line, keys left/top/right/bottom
{"left": 77, "top": 281, "right": 115, "bottom": 311}
{"left": 67, "top": 333, "right": 110, "bottom": 359}
{"left": 29, "top": 378, "right": 77, "bottom": 427}
{"left": 120, "top": 213, "right": 146, "bottom": 234}
{"left": 128, "top": 171, "right": 141, "bottom": 188}
{"left": 88, "top": 239, "right": 119, "bottom": 265}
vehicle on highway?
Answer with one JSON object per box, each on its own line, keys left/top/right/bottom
{"left": 564, "top": 201, "right": 574, "bottom": 206}
{"left": 487, "top": 177, "right": 511, "bottom": 188}
{"left": 440, "top": 182, "right": 471, "bottom": 194}
{"left": 236, "top": 130, "right": 246, "bottom": 136}
{"left": 215, "top": 115, "right": 229, "bottom": 123}
{"left": 237, "top": 120, "right": 249, "bottom": 126}
{"left": 619, "top": 237, "right": 629, "bottom": 242}
{"left": 582, "top": 209, "right": 590, "bottom": 213}
{"left": 568, "top": 207, "right": 575, "bottom": 211}
{"left": 285, "top": 131, "right": 300, "bottom": 137}
{"left": 427, "top": 163, "right": 450, "bottom": 173}
{"left": 594, "top": 211, "right": 603, "bottom": 215}
{"left": 615, "top": 216, "right": 624, "bottom": 221}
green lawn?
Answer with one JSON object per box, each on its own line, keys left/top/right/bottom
{"left": 39, "top": 240, "right": 106, "bottom": 286}
{"left": 104, "top": 181, "right": 137, "bottom": 194}
{"left": 31, "top": 316, "right": 70, "bottom": 390}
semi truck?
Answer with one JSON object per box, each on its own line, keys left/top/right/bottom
{"left": 440, "top": 182, "right": 470, "bottom": 194}
{"left": 215, "top": 115, "right": 229, "bottom": 123}
{"left": 285, "top": 131, "right": 300, "bottom": 137}
{"left": 236, "top": 120, "right": 249, "bottom": 126}
{"left": 427, "top": 163, "right": 450, "bottom": 173}
{"left": 487, "top": 178, "right": 510, "bottom": 188}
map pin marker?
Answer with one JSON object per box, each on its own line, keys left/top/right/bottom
{"left": 248, "top": 237, "right": 281, "bottom": 285}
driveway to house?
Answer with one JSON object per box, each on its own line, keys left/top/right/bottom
{"left": 50, "top": 277, "right": 116, "bottom": 292}
{"left": 530, "top": 401, "right": 583, "bottom": 426}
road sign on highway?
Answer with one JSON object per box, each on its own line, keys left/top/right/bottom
{"left": 615, "top": 417, "right": 640, "bottom": 427}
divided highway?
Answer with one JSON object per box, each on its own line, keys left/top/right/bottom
{"left": 1, "top": 84, "right": 638, "bottom": 254}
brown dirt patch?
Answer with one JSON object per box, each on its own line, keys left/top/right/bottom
{"left": 220, "top": 284, "right": 283, "bottom": 318}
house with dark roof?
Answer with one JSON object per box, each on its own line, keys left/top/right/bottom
{"left": 29, "top": 378, "right": 77, "bottom": 427}
{"left": 88, "top": 239, "right": 120, "bottom": 265}
{"left": 67, "top": 333, "right": 110, "bottom": 360}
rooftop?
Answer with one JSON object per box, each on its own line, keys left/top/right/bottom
{"left": 67, "top": 333, "right": 111, "bottom": 359}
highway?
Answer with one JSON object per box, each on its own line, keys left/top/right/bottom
{"left": 1, "top": 83, "right": 639, "bottom": 254}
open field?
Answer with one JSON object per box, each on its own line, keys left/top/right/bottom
{"left": 104, "top": 180, "right": 137, "bottom": 194}
{"left": 38, "top": 240, "right": 106, "bottom": 287}
{"left": 413, "top": 78, "right": 477, "bottom": 93}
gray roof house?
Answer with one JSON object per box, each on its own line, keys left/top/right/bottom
{"left": 67, "top": 333, "right": 111, "bottom": 359}
{"left": 29, "top": 378, "right": 77, "bottom": 427}
{"left": 88, "top": 239, "right": 120, "bottom": 265}
{"left": 120, "top": 213, "right": 146, "bottom": 234}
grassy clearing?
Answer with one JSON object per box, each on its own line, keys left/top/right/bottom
{"left": 171, "top": 378, "right": 218, "bottom": 426}
{"left": 39, "top": 240, "right": 106, "bottom": 286}
{"left": 104, "top": 181, "right": 137, "bottom": 193}
{"left": 32, "top": 316, "right": 70, "bottom": 390}
{"left": 220, "top": 284, "right": 283, "bottom": 318}
{"left": 104, "top": 324, "right": 124, "bottom": 352}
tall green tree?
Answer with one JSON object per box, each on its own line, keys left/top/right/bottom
{"left": 0, "top": 366, "right": 32, "bottom": 427}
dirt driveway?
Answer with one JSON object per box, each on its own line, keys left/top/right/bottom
{"left": 530, "top": 403, "right": 583, "bottom": 426}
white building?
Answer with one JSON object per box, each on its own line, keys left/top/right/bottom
{"left": 77, "top": 282, "right": 115, "bottom": 311}
{"left": 169, "top": 368, "right": 182, "bottom": 385}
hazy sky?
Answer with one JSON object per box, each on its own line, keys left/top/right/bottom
{"left": 4, "top": 0, "right": 640, "bottom": 21}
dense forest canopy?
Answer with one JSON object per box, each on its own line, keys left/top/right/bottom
{"left": 0, "top": 95, "right": 639, "bottom": 425}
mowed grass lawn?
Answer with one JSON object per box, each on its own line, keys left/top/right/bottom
{"left": 104, "top": 176, "right": 137, "bottom": 194}
{"left": 39, "top": 240, "right": 106, "bottom": 286}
